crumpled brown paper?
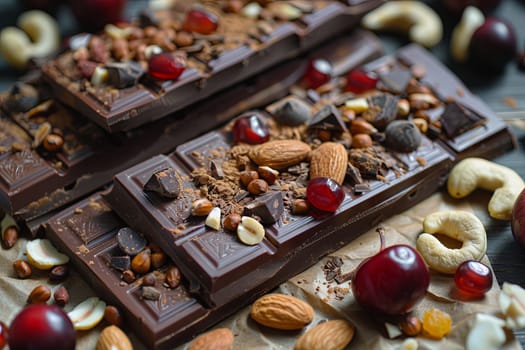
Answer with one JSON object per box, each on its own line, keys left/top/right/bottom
{"left": 0, "top": 192, "right": 522, "bottom": 349}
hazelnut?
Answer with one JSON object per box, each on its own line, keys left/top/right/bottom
{"left": 413, "top": 118, "right": 429, "bottom": 134}
{"left": 257, "top": 166, "right": 279, "bottom": 185}
{"left": 399, "top": 315, "right": 422, "bottom": 336}
{"left": 151, "top": 251, "right": 167, "bottom": 269}
{"left": 142, "top": 273, "right": 156, "bottom": 286}
{"left": 27, "top": 285, "right": 51, "bottom": 304}
{"left": 175, "top": 31, "right": 193, "bottom": 47}
{"left": 318, "top": 130, "right": 332, "bottom": 142}
{"left": 13, "top": 259, "right": 32, "bottom": 279}
{"left": 292, "top": 199, "right": 310, "bottom": 215}
{"left": 122, "top": 269, "right": 136, "bottom": 283}
{"left": 223, "top": 213, "right": 242, "bottom": 232}
{"left": 350, "top": 119, "right": 377, "bottom": 135}
{"left": 165, "top": 265, "right": 181, "bottom": 289}
{"left": 131, "top": 249, "right": 151, "bottom": 274}
{"left": 104, "top": 305, "right": 124, "bottom": 327}
{"left": 352, "top": 134, "right": 373, "bottom": 149}
{"left": 53, "top": 286, "right": 70, "bottom": 307}
{"left": 247, "top": 179, "right": 269, "bottom": 195}
{"left": 191, "top": 198, "right": 213, "bottom": 216}
{"left": 2, "top": 225, "right": 19, "bottom": 249}
{"left": 43, "top": 133, "right": 64, "bottom": 152}
{"left": 240, "top": 170, "right": 259, "bottom": 187}
{"left": 408, "top": 93, "right": 439, "bottom": 110}
{"left": 49, "top": 264, "right": 69, "bottom": 282}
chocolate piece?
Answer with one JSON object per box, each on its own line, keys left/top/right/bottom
{"left": 142, "top": 286, "right": 161, "bottom": 301}
{"left": 210, "top": 160, "right": 224, "bottom": 180}
{"left": 4, "top": 83, "right": 40, "bottom": 113}
{"left": 363, "top": 93, "right": 399, "bottom": 130}
{"left": 242, "top": 191, "right": 284, "bottom": 224}
{"left": 440, "top": 101, "right": 486, "bottom": 138}
{"left": 116, "top": 227, "right": 147, "bottom": 256}
{"left": 307, "top": 104, "right": 347, "bottom": 133}
{"left": 384, "top": 120, "right": 422, "bottom": 153}
{"left": 106, "top": 62, "right": 145, "bottom": 89}
{"left": 379, "top": 64, "right": 412, "bottom": 94}
{"left": 269, "top": 96, "right": 311, "bottom": 126}
{"left": 110, "top": 255, "right": 131, "bottom": 271}
{"left": 41, "top": 1, "right": 383, "bottom": 132}
{"left": 143, "top": 168, "right": 181, "bottom": 199}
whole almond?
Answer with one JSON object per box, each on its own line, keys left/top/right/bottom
{"left": 188, "top": 328, "right": 234, "bottom": 350}
{"left": 96, "top": 325, "right": 133, "bottom": 350}
{"left": 249, "top": 140, "right": 311, "bottom": 170}
{"left": 251, "top": 293, "right": 314, "bottom": 330}
{"left": 309, "top": 142, "right": 347, "bottom": 185}
{"left": 28, "top": 284, "right": 51, "bottom": 304}
{"left": 294, "top": 319, "right": 355, "bottom": 350}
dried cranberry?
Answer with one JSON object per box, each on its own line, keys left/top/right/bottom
{"left": 303, "top": 59, "right": 332, "bottom": 89}
{"left": 232, "top": 113, "right": 269, "bottom": 144}
{"left": 148, "top": 53, "right": 186, "bottom": 80}
{"left": 183, "top": 8, "right": 219, "bottom": 34}
{"left": 306, "top": 177, "right": 345, "bottom": 213}
{"left": 345, "top": 68, "right": 378, "bottom": 93}
{"left": 454, "top": 260, "right": 493, "bottom": 297}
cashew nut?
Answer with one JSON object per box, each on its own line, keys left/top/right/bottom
{"left": 499, "top": 282, "right": 525, "bottom": 329}
{"left": 0, "top": 10, "right": 60, "bottom": 69}
{"left": 447, "top": 158, "right": 525, "bottom": 220}
{"left": 361, "top": 1, "right": 443, "bottom": 48}
{"left": 416, "top": 211, "right": 487, "bottom": 274}
{"left": 466, "top": 313, "right": 506, "bottom": 350}
{"left": 450, "top": 6, "right": 485, "bottom": 62}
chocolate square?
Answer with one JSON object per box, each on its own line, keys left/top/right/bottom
{"left": 242, "top": 191, "right": 284, "bottom": 224}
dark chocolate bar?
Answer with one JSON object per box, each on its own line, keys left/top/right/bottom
{"left": 45, "top": 44, "right": 514, "bottom": 348}
{"left": 1, "top": 30, "right": 382, "bottom": 236}
{"left": 41, "top": 0, "right": 383, "bottom": 132}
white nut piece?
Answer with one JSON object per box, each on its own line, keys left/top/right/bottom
{"left": 450, "top": 6, "right": 485, "bottom": 62}
{"left": 205, "top": 207, "right": 221, "bottom": 230}
{"left": 499, "top": 282, "right": 525, "bottom": 329}
{"left": 237, "top": 216, "right": 265, "bottom": 245}
{"left": 447, "top": 157, "right": 525, "bottom": 220}
{"left": 466, "top": 313, "right": 506, "bottom": 350}
{"left": 361, "top": 1, "right": 443, "bottom": 48}
{"left": 0, "top": 10, "right": 60, "bottom": 69}
{"left": 416, "top": 211, "right": 487, "bottom": 274}
{"left": 68, "top": 297, "right": 106, "bottom": 330}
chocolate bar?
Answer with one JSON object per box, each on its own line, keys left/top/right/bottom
{"left": 41, "top": 0, "right": 383, "bottom": 132}
{"left": 1, "top": 30, "right": 382, "bottom": 236}
{"left": 45, "top": 44, "right": 513, "bottom": 348}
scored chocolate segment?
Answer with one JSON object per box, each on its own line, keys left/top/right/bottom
{"left": 41, "top": 1, "right": 383, "bottom": 132}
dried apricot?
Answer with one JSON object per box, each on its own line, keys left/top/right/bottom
{"left": 422, "top": 308, "right": 452, "bottom": 339}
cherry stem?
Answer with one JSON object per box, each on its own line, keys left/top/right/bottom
{"left": 377, "top": 226, "right": 386, "bottom": 252}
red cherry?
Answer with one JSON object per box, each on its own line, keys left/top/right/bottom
{"left": 232, "top": 113, "right": 269, "bottom": 144}
{"left": 345, "top": 68, "right": 378, "bottom": 93}
{"left": 470, "top": 17, "right": 517, "bottom": 71}
{"left": 8, "top": 304, "right": 75, "bottom": 350}
{"left": 512, "top": 188, "right": 525, "bottom": 249}
{"left": 303, "top": 59, "right": 332, "bottom": 89}
{"left": 306, "top": 177, "right": 345, "bottom": 213}
{"left": 0, "top": 321, "right": 8, "bottom": 348}
{"left": 68, "top": 0, "right": 126, "bottom": 32}
{"left": 183, "top": 8, "right": 219, "bottom": 34}
{"left": 148, "top": 53, "right": 186, "bottom": 80}
{"left": 454, "top": 260, "right": 493, "bottom": 297}
{"left": 352, "top": 244, "right": 430, "bottom": 315}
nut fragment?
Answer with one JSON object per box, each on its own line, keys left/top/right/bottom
{"left": 237, "top": 216, "right": 265, "bottom": 245}
{"left": 251, "top": 293, "right": 314, "bottom": 330}
{"left": 258, "top": 166, "right": 279, "bottom": 185}
{"left": 466, "top": 313, "right": 506, "bottom": 350}
{"left": 499, "top": 282, "right": 525, "bottom": 329}
{"left": 68, "top": 296, "right": 106, "bottom": 330}
{"left": 188, "top": 328, "right": 234, "bottom": 350}
{"left": 96, "top": 325, "right": 133, "bottom": 350}
{"left": 205, "top": 207, "right": 222, "bottom": 230}
{"left": 27, "top": 284, "right": 51, "bottom": 304}
{"left": 447, "top": 158, "right": 525, "bottom": 220}
{"left": 294, "top": 319, "right": 355, "bottom": 350}
{"left": 13, "top": 259, "right": 32, "bottom": 279}
{"left": 416, "top": 211, "right": 487, "bottom": 274}
{"left": 26, "top": 238, "right": 70, "bottom": 270}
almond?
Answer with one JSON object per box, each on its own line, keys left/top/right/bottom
{"left": 188, "top": 328, "right": 234, "bottom": 350}
{"left": 294, "top": 319, "right": 355, "bottom": 350}
{"left": 249, "top": 140, "right": 310, "bottom": 170}
{"left": 309, "top": 142, "right": 347, "bottom": 185}
{"left": 250, "top": 293, "right": 314, "bottom": 330}
{"left": 96, "top": 325, "right": 133, "bottom": 350}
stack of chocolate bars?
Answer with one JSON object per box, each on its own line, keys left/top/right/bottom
{"left": 0, "top": 1, "right": 515, "bottom": 348}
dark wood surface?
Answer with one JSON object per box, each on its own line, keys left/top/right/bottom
{"left": 1, "top": 0, "right": 524, "bottom": 347}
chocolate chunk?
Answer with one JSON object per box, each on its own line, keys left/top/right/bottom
{"left": 348, "top": 149, "right": 386, "bottom": 179}
{"left": 440, "top": 102, "right": 486, "bottom": 138}
{"left": 117, "top": 227, "right": 147, "bottom": 256}
{"left": 242, "top": 191, "right": 284, "bottom": 224}
{"left": 363, "top": 93, "right": 399, "bottom": 130}
{"left": 143, "top": 168, "right": 181, "bottom": 199}
{"left": 138, "top": 8, "right": 160, "bottom": 27}
{"left": 4, "top": 83, "right": 40, "bottom": 113}
{"left": 384, "top": 120, "right": 422, "bottom": 153}
{"left": 307, "top": 104, "right": 347, "bottom": 133}
{"left": 353, "top": 183, "right": 371, "bottom": 194}
{"left": 110, "top": 255, "right": 131, "bottom": 271}
{"left": 345, "top": 162, "right": 363, "bottom": 185}
{"left": 210, "top": 160, "right": 224, "bottom": 179}
{"left": 106, "top": 62, "right": 145, "bottom": 89}
{"left": 379, "top": 65, "right": 412, "bottom": 94}
{"left": 271, "top": 97, "right": 311, "bottom": 126}
{"left": 142, "top": 286, "right": 161, "bottom": 300}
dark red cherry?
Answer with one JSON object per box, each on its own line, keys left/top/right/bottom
{"left": 352, "top": 244, "right": 430, "bottom": 315}
{"left": 232, "top": 113, "right": 269, "bottom": 144}
{"left": 306, "top": 177, "right": 345, "bottom": 213}
{"left": 470, "top": 17, "right": 517, "bottom": 71}
{"left": 303, "top": 59, "right": 332, "bottom": 89}
{"left": 454, "top": 260, "right": 493, "bottom": 297}
{"left": 148, "top": 53, "right": 186, "bottom": 80}
{"left": 183, "top": 8, "right": 219, "bottom": 34}
{"left": 345, "top": 68, "right": 378, "bottom": 93}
